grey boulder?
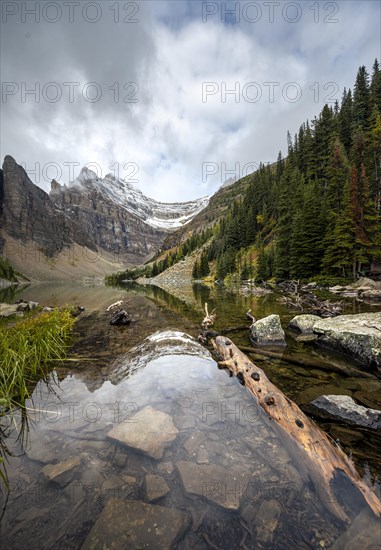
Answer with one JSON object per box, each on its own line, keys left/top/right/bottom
{"left": 250, "top": 314, "right": 286, "bottom": 347}
{"left": 289, "top": 314, "right": 321, "bottom": 334}
{"left": 313, "top": 312, "right": 381, "bottom": 369}
{"left": 310, "top": 394, "right": 381, "bottom": 429}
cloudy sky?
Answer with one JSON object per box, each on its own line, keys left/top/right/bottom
{"left": 1, "top": 0, "right": 380, "bottom": 201}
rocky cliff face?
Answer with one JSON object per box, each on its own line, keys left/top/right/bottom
{"left": 0, "top": 157, "right": 209, "bottom": 276}
{"left": 0, "top": 156, "right": 93, "bottom": 257}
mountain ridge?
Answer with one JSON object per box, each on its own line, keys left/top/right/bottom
{"left": 0, "top": 156, "right": 210, "bottom": 280}
{"left": 57, "top": 166, "right": 210, "bottom": 230}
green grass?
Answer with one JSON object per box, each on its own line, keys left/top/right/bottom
{"left": 0, "top": 308, "right": 76, "bottom": 412}
{"left": 0, "top": 308, "right": 76, "bottom": 491}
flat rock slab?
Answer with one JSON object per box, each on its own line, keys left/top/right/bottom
{"left": 313, "top": 312, "right": 381, "bottom": 369}
{"left": 42, "top": 456, "right": 81, "bottom": 486}
{"left": 310, "top": 395, "right": 381, "bottom": 429}
{"left": 145, "top": 474, "right": 170, "bottom": 502}
{"left": 183, "top": 433, "right": 207, "bottom": 455}
{"left": 107, "top": 406, "right": 179, "bottom": 460}
{"left": 81, "top": 498, "right": 190, "bottom": 550}
{"left": 176, "top": 461, "right": 249, "bottom": 510}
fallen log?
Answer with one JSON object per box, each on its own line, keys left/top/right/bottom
{"left": 212, "top": 336, "right": 381, "bottom": 522}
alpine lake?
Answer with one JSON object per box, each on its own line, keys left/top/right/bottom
{"left": 0, "top": 280, "right": 380, "bottom": 549}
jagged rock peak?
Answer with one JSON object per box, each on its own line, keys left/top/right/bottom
{"left": 3, "top": 155, "right": 17, "bottom": 166}
{"left": 50, "top": 179, "right": 62, "bottom": 193}
{"left": 77, "top": 166, "right": 100, "bottom": 182}
{"left": 3, "top": 155, "right": 21, "bottom": 176}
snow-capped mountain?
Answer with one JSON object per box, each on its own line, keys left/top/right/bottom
{"left": 46, "top": 165, "right": 209, "bottom": 265}
{"left": 67, "top": 167, "right": 209, "bottom": 230}
{"left": 0, "top": 156, "right": 210, "bottom": 278}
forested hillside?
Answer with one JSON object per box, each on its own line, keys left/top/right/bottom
{"left": 108, "top": 60, "right": 381, "bottom": 285}
{"left": 209, "top": 60, "right": 381, "bottom": 281}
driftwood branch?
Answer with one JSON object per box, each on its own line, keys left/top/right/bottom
{"left": 212, "top": 336, "right": 381, "bottom": 522}
{"left": 277, "top": 293, "right": 343, "bottom": 317}
{"left": 201, "top": 302, "right": 216, "bottom": 330}
{"left": 245, "top": 309, "right": 256, "bottom": 326}
{"left": 106, "top": 299, "right": 133, "bottom": 312}
{"left": 106, "top": 300, "right": 124, "bottom": 312}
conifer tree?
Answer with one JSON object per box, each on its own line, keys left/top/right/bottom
{"left": 366, "top": 106, "right": 381, "bottom": 210}
{"left": 338, "top": 88, "right": 353, "bottom": 153}
{"left": 312, "top": 105, "right": 336, "bottom": 191}
{"left": 241, "top": 262, "right": 250, "bottom": 281}
{"left": 370, "top": 59, "right": 381, "bottom": 110}
{"left": 199, "top": 251, "right": 210, "bottom": 277}
{"left": 274, "top": 166, "right": 300, "bottom": 279}
{"left": 353, "top": 65, "right": 371, "bottom": 129}
{"left": 192, "top": 260, "right": 200, "bottom": 279}
{"left": 256, "top": 248, "right": 269, "bottom": 282}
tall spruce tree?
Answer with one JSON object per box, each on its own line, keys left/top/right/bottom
{"left": 366, "top": 107, "right": 381, "bottom": 210}
{"left": 338, "top": 88, "right": 353, "bottom": 153}
{"left": 370, "top": 59, "right": 381, "bottom": 110}
{"left": 353, "top": 65, "right": 371, "bottom": 130}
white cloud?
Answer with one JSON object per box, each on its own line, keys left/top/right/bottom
{"left": 1, "top": 0, "right": 380, "bottom": 201}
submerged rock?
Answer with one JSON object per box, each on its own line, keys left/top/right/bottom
{"left": 145, "top": 474, "right": 170, "bottom": 502}
{"left": 81, "top": 498, "right": 190, "bottom": 550}
{"left": 250, "top": 314, "right": 286, "bottom": 347}
{"left": 156, "top": 462, "right": 174, "bottom": 475}
{"left": 25, "top": 433, "right": 58, "bottom": 463}
{"left": 289, "top": 314, "right": 321, "bottom": 334}
{"left": 255, "top": 499, "right": 282, "bottom": 543}
{"left": 309, "top": 395, "right": 381, "bottom": 429}
{"left": 330, "top": 507, "right": 381, "bottom": 549}
{"left": 313, "top": 312, "right": 381, "bottom": 369}
{"left": 176, "top": 460, "right": 248, "bottom": 510}
{"left": 41, "top": 456, "right": 81, "bottom": 486}
{"left": 107, "top": 406, "right": 179, "bottom": 459}
{"left": 109, "top": 308, "right": 132, "bottom": 325}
